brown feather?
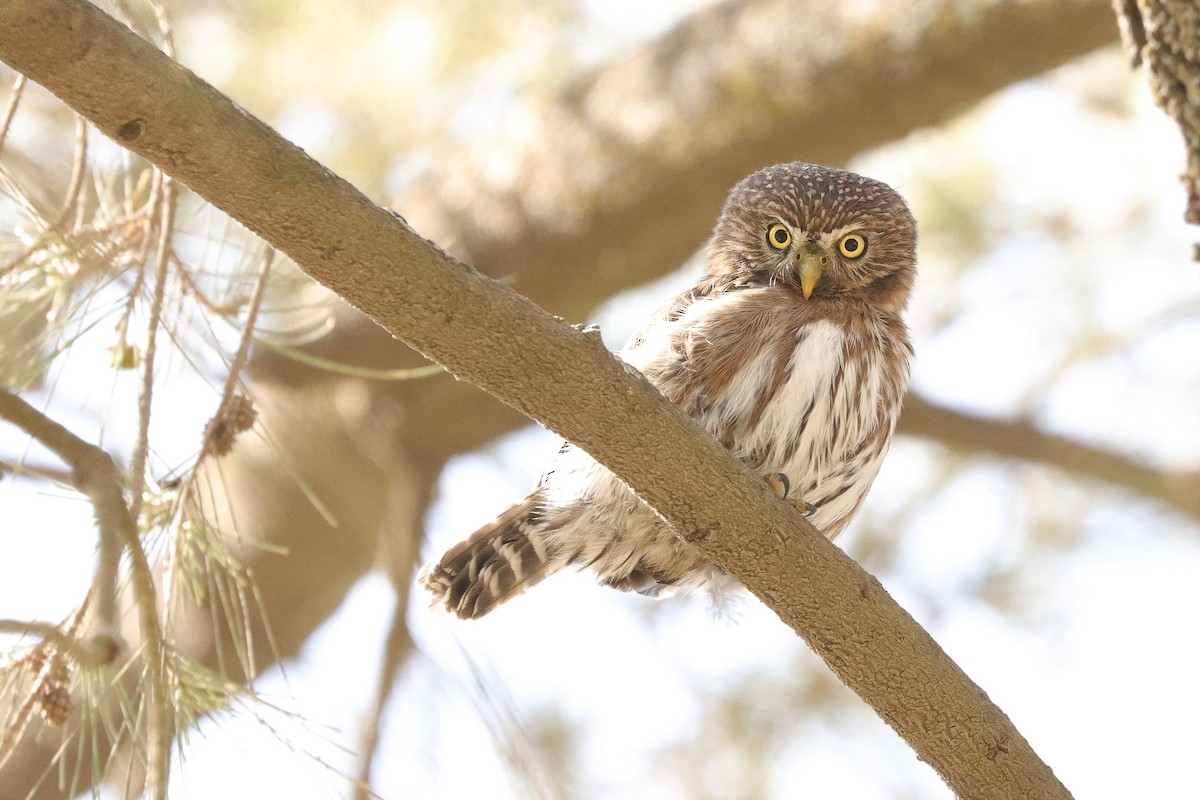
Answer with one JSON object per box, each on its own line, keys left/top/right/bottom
{"left": 419, "top": 494, "right": 552, "bottom": 619}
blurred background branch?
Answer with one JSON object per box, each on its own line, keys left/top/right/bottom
{"left": 899, "top": 394, "right": 1200, "bottom": 519}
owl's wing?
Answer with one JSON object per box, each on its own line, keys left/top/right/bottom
{"left": 540, "top": 275, "right": 737, "bottom": 485}
{"left": 617, "top": 277, "right": 722, "bottom": 361}
{"left": 535, "top": 281, "right": 712, "bottom": 486}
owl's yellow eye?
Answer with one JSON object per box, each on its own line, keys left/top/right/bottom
{"left": 838, "top": 233, "right": 867, "bottom": 258}
{"left": 766, "top": 224, "right": 792, "bottom": 250}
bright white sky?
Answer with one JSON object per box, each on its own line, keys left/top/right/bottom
{"left": 3, "top": 4, "right": 1200, "bottom": 800}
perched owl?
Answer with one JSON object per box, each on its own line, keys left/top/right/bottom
{"left": 421, "top": 162, "right": 916, "bottom": 619}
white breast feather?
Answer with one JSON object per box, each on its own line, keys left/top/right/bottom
{"left": 716, "top": 318, "right": 895, "bottom": 535}
{"left": 745, "top": 318, "right": 845, "bottom": 469}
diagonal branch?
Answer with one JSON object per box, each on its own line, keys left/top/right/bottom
{"left": 0, "top": 2, "right": 1077, "bottom": 797}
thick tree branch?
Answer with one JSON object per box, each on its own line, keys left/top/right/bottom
{"left": 0, "top": 2, "right": 1075, "bottom": 797}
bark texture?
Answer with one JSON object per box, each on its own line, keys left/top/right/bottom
{"left": 1114, "top": 0, "right": 1200, "bottom": 238}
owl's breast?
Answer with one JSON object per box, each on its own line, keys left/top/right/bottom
{"left": 624, "top": 287, "right": 909, "bottom": 538}
{"left": 709, "top": 314, "right": 909, "bottom": 537}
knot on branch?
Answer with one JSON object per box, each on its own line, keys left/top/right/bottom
{"left": 116, "top": 117, "right": 144, "bottom": 142}
{"left": 680, "top": 520, "right": 718, "bottom": 543}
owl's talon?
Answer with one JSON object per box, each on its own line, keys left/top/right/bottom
{"left": 789, "top": 498, "right": 816, "bottom": 517}
{"left": 765, "top": 472, "right": 790, "bottom": 499}
{"left": 765, "top": 473, "right": 815, "bottom": 517}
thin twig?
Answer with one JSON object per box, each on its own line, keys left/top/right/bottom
{"left": 0, "top": 391, "right": 168, "bottom": 800}
{"left": 190, "top": 248, "right": 274, "bottom": 672}
{"left": 0, "top": 619, "right": 116, "bottom": 668}
{"left": 126, "top": 172, "right": 175, "bottom": 525}
{"left": 113, "top": 218, "right": 155, "bottom": 369}
{"left": 161, "top": 248, "right": 275, "bottom": 681}
{"left": 171, "top": 253, "right": 246, "bottom": 315}
{"left": 0, "top": 456, "right": 73, "bottom": 484}
{"left": 119, "top": 171, "right": 177, "bottom": 800}
{"left": 0, "top": 610, "right": 87, "bottom": 773}
{"left": 54, "top": 115, "right": 89, "bottom": 231}
{"left": 204, "top": 248, "right": 273, "bottom": 459}
{"left": 258, "top": 340, "right": 446, "bottom": 382}
{"left": 353, "top": 591, "right": 415, "bottom": 800}
{"left": 125, "top": 513, "right": 170, "bottom": 800}
{"left": 0, "top": 72, "right": 25, "bottom": 158}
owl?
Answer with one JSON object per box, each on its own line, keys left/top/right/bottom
{"left": 421, "top": 162, "right": 917, "bottom": 619}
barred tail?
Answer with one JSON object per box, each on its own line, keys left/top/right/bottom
{"left": 419, "top": 494, "right": 552, "bottom": 619}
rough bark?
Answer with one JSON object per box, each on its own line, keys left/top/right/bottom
{"left": 0, "top": 1, "right": 1108, "bottom": 797}
{"left": 1114, "top": 0, "right": 1200, "bottom": 244}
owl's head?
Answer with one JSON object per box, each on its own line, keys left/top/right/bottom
{"left": 707, "top": 162, "right": 917, "bottom": 312}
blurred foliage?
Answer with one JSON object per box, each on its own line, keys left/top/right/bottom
{"left": 171, "top": 0, "right": 698, "bottom": 198}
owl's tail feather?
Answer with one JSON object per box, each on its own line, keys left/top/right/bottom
{"left": 419, "top": 493, "right": 552, "bottom": 619}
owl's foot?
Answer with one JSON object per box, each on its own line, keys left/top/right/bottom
{"left": 789, "top": 498, "right": 816, "bottom": 517}
{"left": 765, "top": 473, "right": 816, "bottom": 517}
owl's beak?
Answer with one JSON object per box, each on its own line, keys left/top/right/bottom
{"left": 794, "top": 246, "right": 828, "bottom": 299}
